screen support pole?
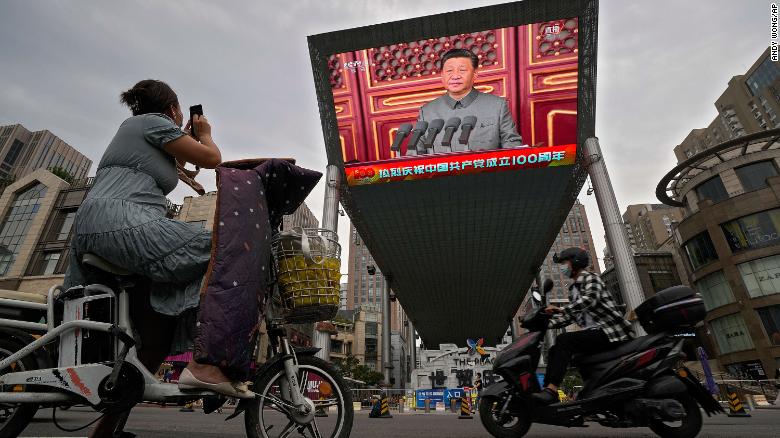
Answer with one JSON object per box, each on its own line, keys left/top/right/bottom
{"left": 582, "top": 137, "right": 646, "bottom": 336}
{"left": 382, "top": 278, "right": 393, "bottom": 386}
{"left": 408, "top": 319, "right": 416, "bottom": 380}
{"left": 315, "top": 164, "right": 341, "bottom": 361}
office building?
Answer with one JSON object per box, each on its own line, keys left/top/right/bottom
{"left": 0, "top": 124, "right": 91, "bottom": 184}
{"left": 657, "top": 48, "right": 780, "bottom": 378}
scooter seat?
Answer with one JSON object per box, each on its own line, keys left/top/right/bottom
{"left": 573, "top": 333, "right": 666, "bottom": 366}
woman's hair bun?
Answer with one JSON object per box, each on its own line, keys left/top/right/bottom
{"left": 120, "top": 80, "right": 178, "bottom": 116}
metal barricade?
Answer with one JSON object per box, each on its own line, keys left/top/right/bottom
{"left": 350, "top": 389, "right": 409, "bottom": 412}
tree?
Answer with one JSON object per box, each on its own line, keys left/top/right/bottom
{"left": 49, "top": 166, "right": 74, "bottom": 184}
{"left": 352, "top": 365, "right": 384, "bottom": 387}
{"left": 332, "top": 353, "right": 360, "bottom": 377}
{"left": 332, "top": 354, "right": 384, "bottom": 386}
{"left": 0, "top": 175, "right": 14, "bottom": 194}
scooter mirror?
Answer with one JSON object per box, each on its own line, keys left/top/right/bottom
{"left": 532, "top": 291, "right": 543, "bottom": 303}
{"left": 543, "top": 278, "right": 554, "bottom": 293}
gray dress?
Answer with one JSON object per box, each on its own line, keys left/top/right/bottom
{"left": 63, "top": 114, "right": 211, "bottom": 349}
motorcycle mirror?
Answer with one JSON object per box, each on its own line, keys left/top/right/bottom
{"left": 543, "top": 278, "right": 554, "bottom": 293}
{"left": 532, "top": 291, "right": 543, "bottom": 303}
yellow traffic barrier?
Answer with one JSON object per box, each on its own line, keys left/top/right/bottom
{"left": 458, "top": 393, "right": 473, "bottom": 419}
{"left": 315, "top": 394, "right": 328, "bottom": 417}
{"left": 369, "top": 393, "right": 393, "bottom": 418}
{"left": 726, "top": 386, "right": 751, "bottom": 417}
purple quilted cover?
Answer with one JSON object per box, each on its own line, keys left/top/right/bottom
{"left": 193, "top": 158, "right": 322, "bottom": 379}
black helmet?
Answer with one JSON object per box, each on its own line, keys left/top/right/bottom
{"left": 553, "top": 247, "right": 590, "bottom": 270}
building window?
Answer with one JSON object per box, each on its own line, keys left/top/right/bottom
{"left": 57, "top": 211, "right": 76, "bottom": 240}
{"left": 694, "top": 270, "right": 735, "bottom": 310}
{"left": 1, "top": 139, "right": 25, "bottom": 172}
{"left": 735, "top": 160, "right": 778, "bottom": 192}
{"left": 0, "top": 183, "right": 48, "bottom": 276}
{"left": 648, "top": 268, "right": 678, "bottom": 293}
{"left": 683, "top": 232, "right": 718, "bottom": 271}
{"left": 29, "top": 251, "right": 61, "bottom": 276}
{"left": 738, "top": 254, "right": 780, "bottom": 298}
{"left": 45, "top": 210, "right": 76, "bottom": 241}
{"left": 746, "top": 57, "right": 780, "bottom": 96}
{"left": 365, "top": 321, "right": 378, "bottom": 337}
{"left": 756, "top": 305, "right": 780, "bottom": 346}
{"left": 709, "top": 313, "right": 754, "bottom": 354}
{"left": 721, "top": 208, "right": 780, "bottom": 252}
{"left": 695, "top": 175, "right": 729, "bottom": 204}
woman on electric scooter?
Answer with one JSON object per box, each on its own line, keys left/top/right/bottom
{"left": 532, "top": 247, "right": 634, "bottom": 405}
{"left": 62, "top": 80, "right": 253, "bottom": 437}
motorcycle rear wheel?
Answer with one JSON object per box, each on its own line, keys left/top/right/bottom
{"left": 648, "top": 394, "right": 702, "bottom": 438}
{"left": 478, "top": 395, "right": 532, "bottom": 438}
{"left": 0, "top": 336, "right": 39, "bottom": 438}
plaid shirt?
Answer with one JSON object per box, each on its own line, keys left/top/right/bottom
{"left": 549, "top": 270, "right": 633, "bottom": 343}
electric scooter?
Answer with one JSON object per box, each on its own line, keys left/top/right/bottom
{"left": 0, "top": 250, "right": 354, "bottom": 438}
{"left": 478, "top": 279, "right": 722, "bottom": 438}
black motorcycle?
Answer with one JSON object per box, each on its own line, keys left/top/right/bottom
{"left": 479, "top": 280, "right": 723, "bottom": 438}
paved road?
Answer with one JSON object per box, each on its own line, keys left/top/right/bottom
{"left": 16, "top": 405, "right": 780, "bottom": 437}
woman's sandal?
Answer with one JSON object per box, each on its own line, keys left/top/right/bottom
{"left": 178, "top": 368, "right": 256, "bottom": 399}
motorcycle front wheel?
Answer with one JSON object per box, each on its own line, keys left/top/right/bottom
{"left": 478, "top": 395, "right": 532, "bottom": 438}
{"left": 244, "top": 355, "right": 353, "bottom": 438}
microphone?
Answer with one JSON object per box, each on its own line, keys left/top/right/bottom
{"left": 458, "top": 116, "right": 477, "bottom": 146}
{"left": 422, "top": 119, "right": 445, "bottom": 150}
{"left": 390, "top": 123, "right": 413, "bottom": 152}
{"left": 440, "top": 117, "right": 461, "bottom": 147}
{"left": 406, "top": 120, "right": 428, "bottom": 155}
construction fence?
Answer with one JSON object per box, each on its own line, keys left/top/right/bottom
{"left": 350, "top": 388, "right": 480, "bottom": 412}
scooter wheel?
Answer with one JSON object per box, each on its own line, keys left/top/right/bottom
{"left": 0, "top": 335, "right": 40, "bottom": 438}
{"left": 648, "top": 394, "right": 702, "bottom": 438}
{"left": 478, "top": 395, "right": 532, "bottom": 438}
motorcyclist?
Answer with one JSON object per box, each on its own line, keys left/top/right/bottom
{"left": 532, "top": 247, "right": 634, "bottom": 405}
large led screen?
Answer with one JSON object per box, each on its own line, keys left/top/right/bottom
{"left": 327, "top": 19, "right": 580, "bottom": 186}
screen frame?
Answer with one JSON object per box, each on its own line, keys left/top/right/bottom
{"left": 306, "top": 0, "right": 599, "bottom": 345}
{"left": 307, "top": 0, "right": 598, "bottom": 168}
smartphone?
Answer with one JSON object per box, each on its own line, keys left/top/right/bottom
{"left": 189, "top": 104, "right": 203, "bottom": 137}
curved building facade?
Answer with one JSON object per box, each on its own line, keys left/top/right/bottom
{"left": 658, "top": 128, "right": 780, "bottom": 379}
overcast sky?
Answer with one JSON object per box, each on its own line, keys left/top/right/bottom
{"left": 0, "top": 0, "right": 770, "bottom": 273}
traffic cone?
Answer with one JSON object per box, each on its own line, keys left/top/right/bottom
{"left": 458, "top": 394, "right": 473, "bottom": 419}
{"left": 726, "top": 386, "right": 751, "bottom": 417}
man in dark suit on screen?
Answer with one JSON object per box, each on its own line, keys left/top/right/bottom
{"left": 416, "top": 48, "right": 523, "bottom": 150}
